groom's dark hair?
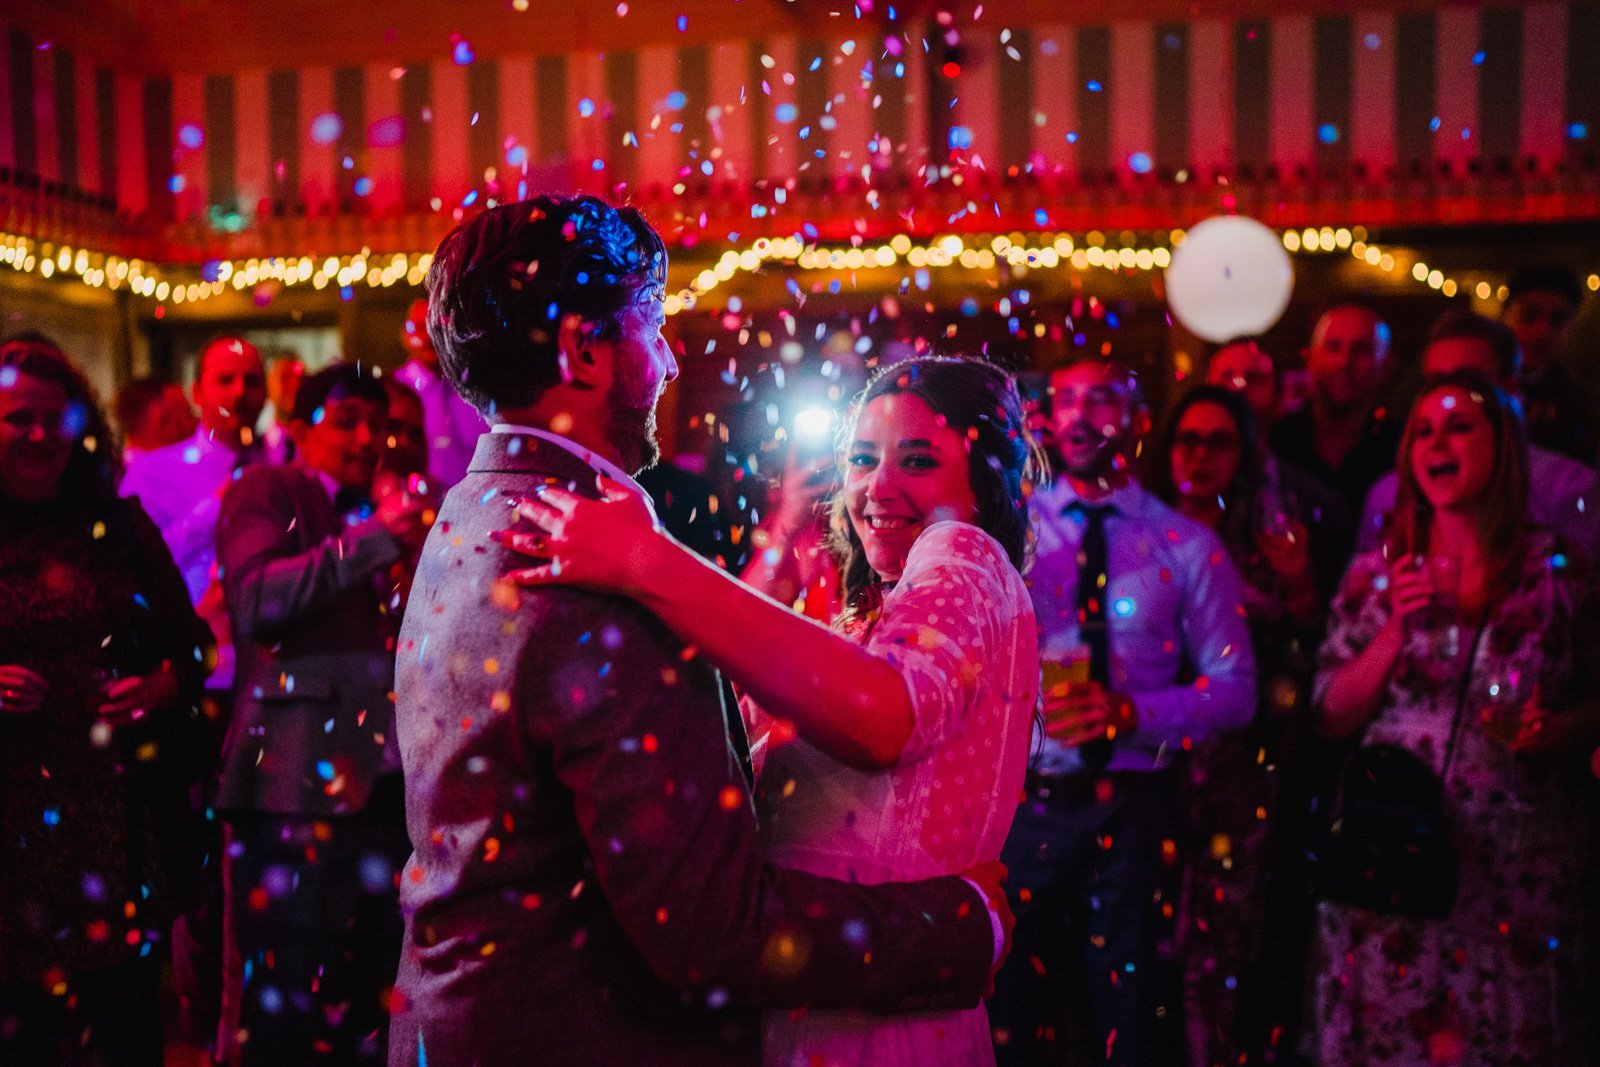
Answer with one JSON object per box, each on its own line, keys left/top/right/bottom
{"left": 425, "top": 195, "right": 668, "bottom": 417}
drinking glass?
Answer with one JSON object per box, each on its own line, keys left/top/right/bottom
{"left": 1480, "top": 666, "right": 1533, "bottom": 821}
{"left": 1408, "top": 555, "right": 1461, "bottom": 684}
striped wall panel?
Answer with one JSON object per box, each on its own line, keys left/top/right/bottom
{"left": 1, "top": 6, "right": 1597, "bottom": 226}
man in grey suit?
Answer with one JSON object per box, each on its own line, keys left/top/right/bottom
{"left": 389, "top": 195, "right": 1011, "bottom": 1066}
{"left": 217, "top": 363, "right": 431, "bottom": 1064}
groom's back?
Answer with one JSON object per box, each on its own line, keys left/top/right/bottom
{"left": 390, "top": 437, "right": 758, "bottom": 1066}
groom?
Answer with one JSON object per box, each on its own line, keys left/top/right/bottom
{"left": 389, "top": 195, "right": 1010, "bottom": 1066}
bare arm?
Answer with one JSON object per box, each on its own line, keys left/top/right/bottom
{"left": 1317, "top": 556, "right": 1429, "bottom": 738}
{"left": 1318, "top": 617, "right": 1406, "bottom": 738}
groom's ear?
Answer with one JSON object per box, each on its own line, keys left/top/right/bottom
{"left": 555, "top": 314, "right": 606, "bottom": 389}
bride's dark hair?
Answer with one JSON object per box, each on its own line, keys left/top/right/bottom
{"left": 829, "top": 355, "right": 1045, "bottom": 630}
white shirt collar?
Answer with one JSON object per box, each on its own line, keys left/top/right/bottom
{"left": 491, "top": 424, "right": 645, "bottom": 496}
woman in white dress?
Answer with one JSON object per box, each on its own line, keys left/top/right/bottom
{"left": 500, "top": 356, "right": 1043, "bottom": 1065}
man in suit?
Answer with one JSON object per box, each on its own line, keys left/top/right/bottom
{"left": 389, "top": 195, "right": 1010, "bottom": 1066}
{"left": 217, "top": 363, "right": 431, "bottom": 1064}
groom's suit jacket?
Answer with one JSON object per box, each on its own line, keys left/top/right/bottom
{"left": 389, "top": 430, "right": 994, "bottom": 1066}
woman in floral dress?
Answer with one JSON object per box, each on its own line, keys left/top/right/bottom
{"left": 1312, "top": 370, "right": 1598, "bottom": 1065}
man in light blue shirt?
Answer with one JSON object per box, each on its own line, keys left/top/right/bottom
{"left": 121, "top": 336, "right": 274, "bottom": 694}
{"left": 991, "top": 359, "right": 1255, "bottom": 1067}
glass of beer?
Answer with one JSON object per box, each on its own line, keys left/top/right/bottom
{"left": 1041, "top": 645, "right": 1094, "bottom": 720}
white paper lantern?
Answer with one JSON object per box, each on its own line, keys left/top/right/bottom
{"left": 1164, "top": 216, "right": 1294, "bottom": 343}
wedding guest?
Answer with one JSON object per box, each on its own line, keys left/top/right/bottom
{"left": 990, "top": 359, "right": 1256, "bottom": 1067}
{"left": 1205, "top": 338, "right": 1280, "bottom": 431}
{"left": 0, "top": 336, "right": 213, "bottom": 1064}
{"left": 1502, "top": 263, "right": 1595, "bottom": 464}
{"left": 121, "top": 336, "right": 272, "bottom": 697}
{"left": 393, "top": 296, "right": 483, "bottom": 487}
{"left": 259, "top": 356, "right": 304, "bottom": 465}
{"left": 1357, "top": 310, "right": 1600, "bottom": 562}
{"left": 115, "top": 376, "right": 196, "bottom": 464}
{"left": 1207, "top": 337, "right": 1354, "bottom": 594}
{"left": 215, "top": 364, "right": 429, "bottom": 1064}
{"left": 1146, "top": 385, "right": 1321, "bottom": 1067}
{"left": 381, "top": 377, "right": 430, "bottom": 480}
{"left": 1313, "top": 370, "right": 1599, "bottom": 1064}
{"left": 1270, "top": 306, "right": 1402, "bottom": 518}
{"left": 739, "top": 438, "right": 842, "bottom": 621}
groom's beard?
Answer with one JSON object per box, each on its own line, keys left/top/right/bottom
{"left": 604, "top": 363, "right": 662, "bottom": 475}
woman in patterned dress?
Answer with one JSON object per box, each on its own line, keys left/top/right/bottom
{"left": 1312, "top": 370, "right": 1599, "bottom": 1065}
{"left": 502, "top": 356, "right": 1043, "bottom": 1065}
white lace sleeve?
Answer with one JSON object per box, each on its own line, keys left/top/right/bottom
{"left": 865, "top": 521, "right": 1024, "bottom": 763}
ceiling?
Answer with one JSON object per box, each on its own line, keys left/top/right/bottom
{"left": 13, "top": 0, "right": 1484, "bottom": 76}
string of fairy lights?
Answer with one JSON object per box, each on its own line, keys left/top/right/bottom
{"left": 2, "top": 226, "right": 1595, "bottom": 314}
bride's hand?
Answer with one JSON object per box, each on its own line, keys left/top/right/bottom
{"left": 494, "top": 476, "right": 668, "bottom": 599}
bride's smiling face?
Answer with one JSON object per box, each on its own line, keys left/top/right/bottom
{"left": 843, "top": 393, "right": 978, "bottom": 582}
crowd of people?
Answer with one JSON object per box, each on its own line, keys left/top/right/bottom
{"left": 0, "top": 192, "right": 1595, "bottom": 1067}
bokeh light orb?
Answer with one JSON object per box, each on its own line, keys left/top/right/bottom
{"left": 1164, "top": 215, "right": 1294, "bottom": 343}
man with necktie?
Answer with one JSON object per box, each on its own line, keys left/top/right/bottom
{"left": 991, "top": 359, "right": 1256, "bottom": 1066}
